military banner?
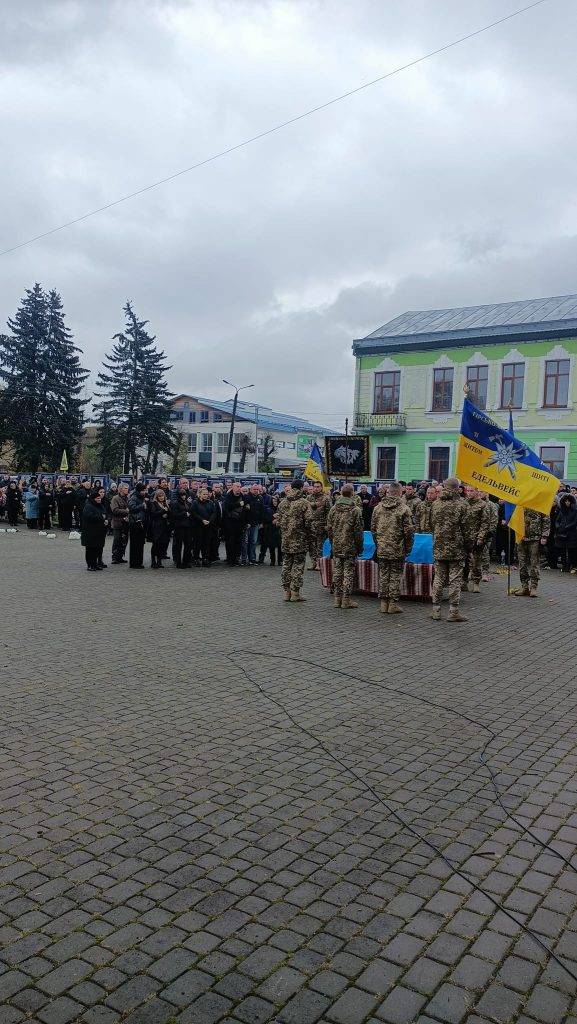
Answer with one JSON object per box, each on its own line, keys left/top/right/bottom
{"left": 325, "top": 435, "right": 370, "bottom": 478}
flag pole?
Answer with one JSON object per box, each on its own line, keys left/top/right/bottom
{"left": 344, "top": 417, "right": 349, "bottom": 485}
{"left": 507, "top": 401, "right": 513, "bottom": 596}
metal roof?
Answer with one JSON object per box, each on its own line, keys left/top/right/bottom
{"left": 174, "top": 395, "right": 335, "bottom": 436}
{"left": 353, "top": 293, "right": 577, "bottom": 354}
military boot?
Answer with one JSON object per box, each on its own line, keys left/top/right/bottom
{"left": 448, "top": 607, "right": 468, "bottom": 622}
{"left": 461, "top": 582, "right": 469, "bottom": 592}
{"left": 512, "top": 585, "right": 530, "bottom": 596}
{"left": 333, "top": 594, "right": 342, "bottom": 608}
{"left": 341, "top": 595, "right": 358, "bottom": 609}
{"left": 430, "top": 606, "right": 441, "bottom": 621}
{"left": 471, "top": 582, "right": 480, "bottom": 593}
{"left": 283, "top": 588, "right": 291, "bottom": 602}
{"left": 529, "top": 586, "right": 539, "bottom": 598}
{"left": 291, "top": 591, "right": 306, "bottom": 602}
{"left": 379, "top": 599, "right": 388, "bottom": 614}
{"left": 387, "top": 602, "right": 403, "bottom": 614}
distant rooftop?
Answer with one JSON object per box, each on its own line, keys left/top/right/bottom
{"left": 173, "top": 394, "right": 335, "bottom": 436}
{"left": 353, "top": 293, "right": 577, "bottom": 354}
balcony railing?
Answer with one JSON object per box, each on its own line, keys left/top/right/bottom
{"left": 353, "top": 412, "right": 407, "bottom": 431}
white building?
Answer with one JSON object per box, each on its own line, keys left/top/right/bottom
{"left": 168, "top": 394, "right": 334, "bottom": 475}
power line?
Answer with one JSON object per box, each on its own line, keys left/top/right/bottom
{"left": 1, "top": 0, "right": 551, "bottom": 258}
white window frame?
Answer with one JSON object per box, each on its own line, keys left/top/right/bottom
{"left": 424, "top": 441, "right": 454, "bottom": 480}
{"left": 373, "top": 443, "right": 398, "bottom": 480}
{"left": 217, "top": 432, "right": 229, "bottom": 454}
{"left": 538, "top": 442, "right": 568, "bottom": 479}
{"left": 201, "top": 433, "right": 213, "bottom": 452}
{"left": 537, "top": 346, "right": 573, "bottom": 412}
{"left": 187, "top": 432, "right": 197, "bottom": 453}
{"left": 493, "top": 349, "right": 527, "bottom": 412}
{"left": 426, "top": 355, "right": 457, "bottom": 415}
{"left": 372, "top": 357, "right": 404, "bottom": 416}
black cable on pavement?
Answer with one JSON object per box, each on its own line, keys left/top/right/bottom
{"left": 226, "top": 648, "right": 577, "bottom": 984}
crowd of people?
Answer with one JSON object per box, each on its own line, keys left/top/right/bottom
{"left": 1, "top": 474, "right": 575, "bottom": 613}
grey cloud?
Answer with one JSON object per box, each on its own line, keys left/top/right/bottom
{"left": 1, "top": 0, "right": 576, "bottom": 427}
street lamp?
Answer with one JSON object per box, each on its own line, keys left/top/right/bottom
{"left": 222, "top": 380, "right": 254, "bottom": 474}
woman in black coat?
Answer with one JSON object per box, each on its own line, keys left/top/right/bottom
{"left": 554, "top": 493, "right": 577, "bottom": 572}
{"left": 81, "top": 490, "right": 108, "bottom": 571}
{"left": 128, "top": 484, "right": 148, "bottom": 568}
{"left": 6, "top": 482, "right": 22, "bottom": 528}
{"left": 190, "top": 488, "right": 216, "bottom": 566}
{"left": 56, "top": 482, "right": 76, "bottom": 531}
{"left": 149, "top": 489, "right": 171, "bottom": 568}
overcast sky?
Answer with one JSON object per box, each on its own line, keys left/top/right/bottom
{"left": 1, "top": 0, "right": 575, "bottom": 429}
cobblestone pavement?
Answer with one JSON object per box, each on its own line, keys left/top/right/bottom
{"left": 1, "top": 532, "right": 577, "bottom": 1024}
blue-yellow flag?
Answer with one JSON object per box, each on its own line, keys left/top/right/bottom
{"left": 304, "top": 442, "right": 330, "bottom": 490}
{"left": 503, "top": 409, "right": 524, "bottom": 542}
{"left": 455, "top": 397, "right": 558, "bottom": 515}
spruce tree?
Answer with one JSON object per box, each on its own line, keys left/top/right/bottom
{"left": 0, "top": 284, "right": 88, "bottom": 471}
{"left": 93, "top": 302, "right": 175, "bottom": 474}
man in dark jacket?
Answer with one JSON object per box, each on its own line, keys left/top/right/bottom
{"left": 190, "top": 488, "right": 217, "bottom": 566}
{"left": 223, "top": 482, "right": 247, "bottom": 566}
{"left": 75, "top": 480, "right": 91, "bottom": 528}
{"left": 81, "top": 490, "right": 108, "bottom": 571}
{"left": 245, "top": 485, "right": 264, "bottom": 565}
{"left": 128, "top": 484, "right": 148, "bottom": 568}
{"left": 170, "top": 485, "right": 192, "bottom": 568}
{"left": 110, "top": 484, "right": 130, "bottom": 563}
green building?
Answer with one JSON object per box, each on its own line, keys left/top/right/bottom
{"left": 352, "top": 294, "right": 577, "bottom": 483}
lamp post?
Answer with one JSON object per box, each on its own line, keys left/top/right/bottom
{"left": 222, "top": 380, "right": 254, "bottom": 474}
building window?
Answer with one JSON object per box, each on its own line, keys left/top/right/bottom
{"left": 500, "top": 362, "right": 524, "bottom": 409}
{"left": 432, "top": 368, "right": 453, "bottom": 412}
{"left": 217, "top": 432, "right": 229, "bottom": 454}
{"left": 189, "top": 411, "right": 196, "bottom": 423}
{"left": 201, "top": 433, "right": 212, "bottom": 452}
{"left": 285, "top": 442, "right": 296, "bottom": 449}
{"left": 539, "top": 445, "right": 566, "bottom": 478}
{"left": 376, "top": 446, "right": 396, "bottom": 479}
{"left": 214, "top": 413, "right": 223, "bottom": 422}
{"left": 428, "top": 446, "right": 450, "bottom": 481}
{"left": 200, "top": 410, "right": 209, "bottom": 423}
{"left": 198, "top": 452, "right": 212, "bottom": 470}
{"left": 373, "top": 371, "right": 401, "bottom": 414}
{"left": 466, "top": 364, "right": 488, "bottom": 410}
{"left": 233, "top": 434, "right": 243, "bottom": 454}
{"left": 170, "top": 410, "right": 184, "bottom": 421}
{"left": 543, "top": 359, "right": 570, "bottom": 408}
{"left": 187, "top": 433, "right": 197, "bottom": 453}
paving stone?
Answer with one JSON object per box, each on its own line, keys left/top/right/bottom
{"left": 3, "top": 537, "right": 577, "bottom": 1024}
{"left": 376, "top": 986, "right": 427, "bottom": 1023}
{"left": 326, "top": 987, "right": 378, "bottom": 1023}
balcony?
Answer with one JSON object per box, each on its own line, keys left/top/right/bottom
{"left": 353, "top": 412, "right": 407, "bottom": 432}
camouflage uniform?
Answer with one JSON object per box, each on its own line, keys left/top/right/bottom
{"left": 277, "top": 493, "right": 313, "bottom": 594}
{"left": 482, "top": 498, "right": 499, "bottom": 572}
{"left": 404, "top": 493, "right": 422, "bottom": 527}
{"left": 431, "top": 490, "right": 470, "bottom": 609}
{"left": 518, "top": 509, "right": 550, "bottom": 589}
{"left": 463, "top": 498, "right": 491, "bottom": 585}
{"left": 371, "top": 497, "right": 414, "bottom": 603}
{"left": 417, "top": 500, "right": 436, "bottom": 533}
{"left": 327, "top": 498, "right": 364, "bottom": 598}
{"left": 307, "top": 492, "right": 333, "bottom": 565}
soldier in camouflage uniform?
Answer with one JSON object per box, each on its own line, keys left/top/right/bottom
{"left": 430, "top": 477, "right": 470, "bottom": 622}
{"left": 403, "top": 483, "right": 422, "bottom": 527}
{"left": 307, "top": 482, "right": 333, "bottom": 570}
{"left": 512, "top": 508, "right": 550, "bottom": 596}
{"left": 417, "top": 487, "right": 437, "bottom": 533}
{"left": 276, "top": 479, "right": 314, "bottom": 602}
{"left": 481, "top": 495, "right": 499, "bottom": 578}
{"left": 371, "top": 482, "right": 414, "bottom": 614}
{"left": 462, "top": 487, "right": 491, "bottom": 593}
{"left": 326, "top": 483, "right": 364, "bottom": 609}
